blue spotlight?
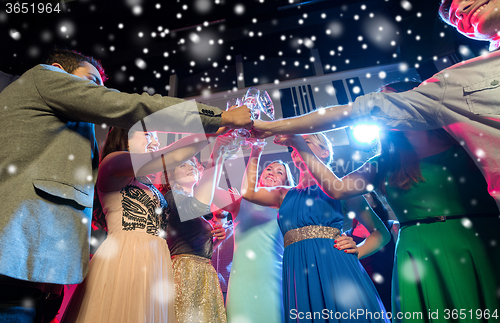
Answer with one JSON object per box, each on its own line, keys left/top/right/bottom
{"left": 351, "top": 124, "right": 380, "bottom": 144}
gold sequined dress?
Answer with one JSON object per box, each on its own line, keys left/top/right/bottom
{"left": 62, "top": 178, "right": 176, "bottom": 323}
{"left": 165, "top": 190, "right": 227, "bottom": 323}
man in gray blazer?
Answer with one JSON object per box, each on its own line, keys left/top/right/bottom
{"left": 0, "top": 49, "right": 251, "bottom": 322}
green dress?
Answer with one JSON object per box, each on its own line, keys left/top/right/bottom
{"left": 384, "top": 146, "right": 500, "bottom": 322}
{"left": 226, "top": 199, "right": 284, "bottom": 323}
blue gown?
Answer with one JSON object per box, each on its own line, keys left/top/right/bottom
{"left": 278, "top": 185, "right": 389, "bottom": 322}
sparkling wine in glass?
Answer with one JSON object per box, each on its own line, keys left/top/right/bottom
{"left": 244, "top": 87, "right": 261, "bottom": 120}
{"left": 236, "top": 87, "right": 260, "bottom": 139}
{"left": 257, "top": 90, "right": 275, "bottom": 121}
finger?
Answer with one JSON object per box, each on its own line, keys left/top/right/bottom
{"left": 335, "top": 242, "right": 352, "bottom": 250}
{"left": 335, "top": 240, "right": 356, "bottom": 250}
{"left": 343, "top": 248, "right": 358, "bottom": 254}
{"left": 214, "top": 126, "right": 230, "bottom": 136}
{"left": 273, "top": 136, "right": 285, "bottom": 145}
{"left": 334, "top": 236, "right": 353, "bottom": 244}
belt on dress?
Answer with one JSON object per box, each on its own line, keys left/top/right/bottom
{"left": 283, "top": 225, "right": 341, "bottom": 248}
{"left": 400, "top": 213, "right": 499, "bottom": 229}
{"left": 171, "top": 254, "right": 211, "bottom": 263}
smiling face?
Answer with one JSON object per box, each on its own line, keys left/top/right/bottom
{"left": 444, "top": 0, "right": 500, "bottom": 42}
{"left": 258, "top": 162, "right": 288, "bottom": 187}
{"left": 128, "top": 131, "right": 159, "bottom": 153}
{"left": 171, "top": 161, "right": 200, "bottom": 188}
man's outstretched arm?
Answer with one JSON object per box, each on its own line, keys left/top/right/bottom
{"left": 252, "top": 104, "right": 353, "bottom": 138}
{"left": 252, "top": 77, "right": 445, "bottom": 138}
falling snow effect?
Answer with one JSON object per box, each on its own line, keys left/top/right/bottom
{"left": 9, "top": 29, "right": 21, "bottom": 41}
{"left": 245, "top": 249, "right": 256, "bottom": 260}
{"left": 2, "top": 2, "right": 500, "bottom": 322}
{"left": 74, "top": 167, "right": 91, "bottom": 183}
{"left": 58, "top": 21, "right": 76, "bottom": 38}
{"left": 7, "top": 164, "right": 17, "bottom": 175}
{"left": 135, "top": 58, "right": 147, "bottom": 70}
{"left": 401, "top": 258, "right": 425, "bottom": 282}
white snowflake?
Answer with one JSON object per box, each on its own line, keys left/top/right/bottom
{"left": 461, "top": 218, "right": 473, "bottom": 228}
{"left": 401, "top": 258, "right": 426, "bottom": 282}
{"left": 234, "top": 4, "right": 245, "bottom": 15}
{"left": 9, "top": 29, "right": 21, "bottom": 41}
{"left": 372, "top": 272, "right": 384, "bottom": 284}
{"left": 245, "top": 249, "right": 256, "bottom": 260}
{"left": 135, "top": 58, "right": 147, "bottom": 70}
{"left": 401, "top": 0, "right": 412, "bottom": 11}
{"left": 56, "top": 239, "right": 67, "bottom": 251}
{"left": 7, "top": 164, "right": 17, "bottom": 174}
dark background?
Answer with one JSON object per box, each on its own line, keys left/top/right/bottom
{"left": 0, "top": 0, "right": 490, "bottom": 99}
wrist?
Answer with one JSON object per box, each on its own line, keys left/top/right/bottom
{"left": 220, "top": 111, "right": 231, "bottom": 127}
{"left": 270, "top": 119, "right": 288, "bottom": 136}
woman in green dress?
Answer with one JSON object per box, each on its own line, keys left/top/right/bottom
{"left": 278, "top": 81, "right": 500, "bottom": 322}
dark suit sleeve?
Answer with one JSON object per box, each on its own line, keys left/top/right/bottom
{"left": 32, "top": 65, "right": 222, "bottom": 133}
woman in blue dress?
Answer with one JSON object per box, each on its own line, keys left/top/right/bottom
{"left": 243, "top": 133, "right": 390, "bottom": 322}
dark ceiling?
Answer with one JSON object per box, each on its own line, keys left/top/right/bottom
{"left": 0, "top": 0, "right": 490, "bottom": 98}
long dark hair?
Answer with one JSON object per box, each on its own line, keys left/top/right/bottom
{"left": 92, "top": 127, "right": 130, "bottom": 231}
{"left": 158, "top": 156, "right": 204, "bottom": 196}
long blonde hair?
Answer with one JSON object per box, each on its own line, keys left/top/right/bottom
{"left": 258, "top": 160, "right": 295, "bottom": 187}
{"left": 304, "top": 133, "right": 334, "bottom": 167}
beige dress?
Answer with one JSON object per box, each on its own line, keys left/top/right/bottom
{"left": 62, "top": 178, "right": 176, "bottom": 323}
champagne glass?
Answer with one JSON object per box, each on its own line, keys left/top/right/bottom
{"left": 247, "top": 90, "right": 274, "bottom": 148}
{"left": 226, "top": 97, "right": 238, "bottom": 111}
{"left": 257, "top": 90, "right": 275, "bottom": 121}
{"left": 222, "top": 96, "right": 248, "bottom": 157}
{"left": 244, "top": 87, "right": 261, "bottom": 120}
{"left": 236, "top": 87, "right": 260, "bottom": 140}
{"left": 223, "top": 87, "right": 275, "bottom": 150}
{"left": 252, "top": 138, "right": 267, "bottom": 148}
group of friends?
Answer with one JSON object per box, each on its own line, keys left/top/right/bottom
{"left": 0, "top": 0, "right": 500, "bottom": 322}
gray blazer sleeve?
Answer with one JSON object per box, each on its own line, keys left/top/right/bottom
{"left": 33, "top": 64, "right": 222, "bottom": 133}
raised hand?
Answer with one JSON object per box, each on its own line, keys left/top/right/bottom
{"left": 211, "top": 133, "right": 235, "bottom": 161}
{"left": 251, "top": 120, "right": 274, "bottom": 139}
{"left": 272, "top": 134, "right": 302, "bottom": 147}
{"left": 211, "top": 223, "right": 226, "bottom": 240}
{"left": 228, "top": 187, "right": 241, "bottom": 197}
{"left": 221, "top": 105, "right": 253, "bottom": 130}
